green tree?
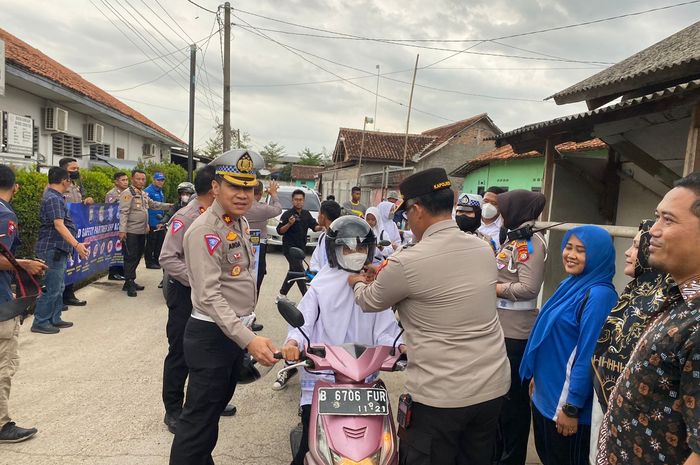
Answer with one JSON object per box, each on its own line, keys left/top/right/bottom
{"left": 200, "top": 119, "right": 251, "bottom": 159}
{"left": 298, "top": 147, "right": 324, "bottom": 166}
{"left": 260, "top": 142, "right": 285, "bottom": 168}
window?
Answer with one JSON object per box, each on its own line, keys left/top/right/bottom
{"left": 89, "top": 144, "right": 111, "bottom": 159}
{"left": 117, "top": 147, "right": 125, "bottom": 160}
{"left": 33, "top": 126, "right": 39, "bottom": 156}
{"left": 275, "top": 190, "right": 321, "bottom": 211}
{"left": 51, "top": 134, "right": 82, "bottom": 158}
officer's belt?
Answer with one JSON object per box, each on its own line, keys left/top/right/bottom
{"left": 497, "top": 298, "right": 537, "bottom": 311}
{"left": 191, "top": 309, "right": 215, "bottom": 323}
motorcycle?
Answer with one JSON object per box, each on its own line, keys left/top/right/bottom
{"left": 276, "top": 298, "right": 406, "bottom": 465}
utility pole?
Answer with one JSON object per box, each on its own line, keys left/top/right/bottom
{"left": 373, "top": 64, "right": 380, "bottom": 130}
{"left": 356, "top": 116, "right": 373, "bottom": 187}
{"left": 187, "top": 44, "right": 196, "bottom": 182}
{"left": 402, "top": 54, "right": 419, "bottom": 168}
{"left": 223, "top": 2, "right": 231, "bottom": 152}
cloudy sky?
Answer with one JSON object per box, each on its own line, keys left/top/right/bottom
{"left": 2, "top": 0, "right": 699, "bottom": 156}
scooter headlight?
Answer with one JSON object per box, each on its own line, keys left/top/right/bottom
{"left": 331, "top": 451, "right": 380, "bottom": 465}
{"left": 316, "top": 417, "right": 334, "bottom": 465}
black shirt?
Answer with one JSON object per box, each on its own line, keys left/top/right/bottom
{"left": 277, "top": 208, "right": 318, "bottom": 250}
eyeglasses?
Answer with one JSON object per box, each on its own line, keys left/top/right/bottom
{"left": 402, "top": 201, "right": 417, "bottom": 220}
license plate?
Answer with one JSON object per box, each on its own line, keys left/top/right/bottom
{"left": 317, "top": 388, "right": 389, "bottom": 416}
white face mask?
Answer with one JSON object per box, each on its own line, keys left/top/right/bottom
{"left": 339, "top": 252, "right": 367, "bottom": 272}
{"left": 482, "top": 203, "right": 498, "bottom": 220}
{"left": 180, "top": 194, "right": 190, "bottom": 204}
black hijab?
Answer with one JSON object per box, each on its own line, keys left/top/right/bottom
{"left": 497, "top": 190, "right": 546, "bottom": 230}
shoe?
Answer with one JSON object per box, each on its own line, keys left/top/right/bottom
{"left": 31, "top": 324, "right": 59, "bottom": 334}
{"left": 0, "top": 422, "right": 38, "bottom": 443}
{"left": 64, "top": 297, "right": 87, "bottom": 306}
{"left": 163, "top": 412, "right": 178, "bottom": 434}
{"left": 123, "top": 281, "right": 145, "bottom": 292}
{"left": 108, "top": 274, "right": 125, "bottom": 281}
{"left": 272, "top": 367, "right": 297, "bottom": 391}
{"left": 127, "top": 289, "right": 137, "bottom": 297}
{"left": 146, "top": 264, "right": 161, "bottom": 269}
{"left": 251, "top": 322, "right": 264, "bottom": 332}
{"left": 52, "top": 320, "right": 73, "bottom": 329}
{"left": 134, "top": 282, "right": 145, "bottom": 291}
{"left": 220, "top": 404, "right": 237, "bottom": 417}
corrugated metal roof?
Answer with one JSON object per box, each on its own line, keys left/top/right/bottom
{"left": 549, "top": 21, "right": 700, "bottom": 106}
{"left": 495, "top": 78, "right": 700, "bottom": 141}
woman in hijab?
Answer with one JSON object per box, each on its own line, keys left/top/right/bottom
{"left": 588, "top": 220, "right": 673, "bottom": 462}
{"left": 493, "top": 190, "right": 547, "bottom": 465}
{"left": 520, "top": 225, "right": 618, "bottom": 465}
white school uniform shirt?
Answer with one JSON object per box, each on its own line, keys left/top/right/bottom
{"left": 309, "top": 231, "right": 327, "bottom": 271}
{"left": 478, "top": 215, "right": 503, "bottom": 248}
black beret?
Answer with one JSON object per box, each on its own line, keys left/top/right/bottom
{"left": 396, "top": 168, "right": 452, "bottom": 212}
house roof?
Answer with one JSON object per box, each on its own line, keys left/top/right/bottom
{"left": 291, "top": 164, "right": 325, "bottom": 180}
{"left": 0, "top": 28, "right": 184, "bottom": 145}
{"left": 451, "top": 139, "right": 607, "bottom": 177}
{"left": 493, "top": 78, "right": 700, "bottom": 152}
{"left": 333, "top": 128, "right": 435, "bottom": 163}
{"left": 549, "top": 21, "right": 700, "bottom": 108}
{"left": 417, "top": 113, "right": 500, "bottom": 160}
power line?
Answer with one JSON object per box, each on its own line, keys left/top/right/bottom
{"left": 187, "top": 0, "right": 218, "bottom": 14}
{"left": 106, "top": 55, "right": 189, "bottom": 91}
{"left": 233, "top": 15, "right": 454, "bottom": 122}
{"left": 155, "top": 0, "right": 196, "bottom": 43}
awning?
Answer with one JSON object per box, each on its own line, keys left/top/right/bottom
{"left": 89, "top": 155, "right": 139, "bottom": 170}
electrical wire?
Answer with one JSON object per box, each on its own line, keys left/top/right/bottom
{"left": 232, "top": 15, "right": 454, "bottom": 122}
{"left": 155, "top": 0, "right": 196, "bottom": 43}
{"left": 105, "top": 55, "right": 189, "bottom": 91}
{"left": 187, "top": 0, "right": 218, "bottom": 14}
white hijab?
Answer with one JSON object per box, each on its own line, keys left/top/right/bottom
{"left": 377, "top": 201, "right": 401, "bottom": 244}
{"left": 365, "top": 207, "right": 382, "bottom": 239}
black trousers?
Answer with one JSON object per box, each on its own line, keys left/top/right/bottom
{"left": 256, "top": 243, "right": 267, "bottom": 298}
{"left": 279, "top": 248, "right": 307, "bottom": 296}
{"left": 162, "top": 279, "right": 192, "bottom": 416}
{"left": 291, "top": 404, "right": 311, "bottom": 465}
{"left": 62, "top": 283, "right": 76, "bottom": 301}
{"left": 108, "top": 264, "right": 124, "bottom": 278}
{"left": 494, "top": 338, "right": 531, "bottom": 465}
{"left": 398, "top": 397, "right": 503, "bottom": 465}
{"left": 532, "top": 405, "right": 590, "bottom": 465}
{"left": 124, "top": 233, "right": 146, "bottom": 281}
{"left": 145, "top": 228, "right": 165, "bottom": 266}
{"left": 170, "top": 318, "right": 244, "bottom": 465}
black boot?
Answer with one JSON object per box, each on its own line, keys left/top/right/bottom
{"left": 124, "top": 280, "right": 138, "bottom": 297}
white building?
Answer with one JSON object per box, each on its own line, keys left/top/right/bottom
{"left": 0, "top": 28, "right": 184, "bottom": 170}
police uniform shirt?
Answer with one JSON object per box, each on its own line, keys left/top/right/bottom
{"left": 0, "top": 201, "right": 18, "bottom": 303}
{"left": 495, "top": 228, "right": 546, "bottom": 340}
{"left": 119, "top": 187, "right": 170, "bottom": 234}
{"left": 160, "top": 198, "right": 206, "bottom": 287}
{"left": 353, "top": 219, "right": 510, "bottom": 409}
{"left": 184, "top": 198, "right": 257, "bottom": 348}
{"left": 64, "top": 183, "right": 83, "bottom": 204}
{"left": 105, "top": 187, "right": 123, "bottom": 204}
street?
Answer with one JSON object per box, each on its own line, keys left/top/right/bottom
{"left": 4, "top": 250, "right": 540, "bottom": 465}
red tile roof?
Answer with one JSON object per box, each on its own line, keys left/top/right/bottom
{"left": 333, "top": 128, "right": 435, "bottom": 163}
{"left": 0, "top": 28, "right": 184, "bottom": 145}
{"left": 291, "top": 164, "right": 325, "bottom": 180}
{"left": 450, "top": 138, "right": 607, "bottom": 177}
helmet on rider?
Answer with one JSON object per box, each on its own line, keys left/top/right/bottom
{"left": 177, "top": 182, "right": 195, "bottom": 204}
{"left": 325, "top": 216, "right": 376, "bottom": 273}
{"left": 455, "top": 193, "right": 483, "bottom": 233}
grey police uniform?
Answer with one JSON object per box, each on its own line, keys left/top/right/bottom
{"left": 159, "top": 198, "right": 207, "bottom": 420}
{"left": 169, "top": 150, "right": 264, "bottom": 465}
{"left": 118, "top": 187, "right": 169, "bottom": 292}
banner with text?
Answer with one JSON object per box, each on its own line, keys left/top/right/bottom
{"left": 65, "top": 203, "right": 122, "bottom": 285}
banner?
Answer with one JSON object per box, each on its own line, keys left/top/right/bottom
{"left": 65, "top": 203, "right": 121, "bottom": 285}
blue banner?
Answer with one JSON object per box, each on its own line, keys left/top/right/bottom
{"left": 65, "top": 203, "right": 121, "bottom": 285}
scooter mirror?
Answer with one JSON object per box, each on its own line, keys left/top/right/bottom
{"left": 277, "top": 299, "right": 306, "bottom": 328}
{"left": 288, "top": 247, "right": 306, "bottom": 261}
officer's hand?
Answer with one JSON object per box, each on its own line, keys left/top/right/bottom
{"left": 83, "top": 197, "right": 95, "bottom": 205}
{"left": 18, "top": 259, "right": 48, "bottom": 276}
{"left": 247, "top": 336, "right": 279, "bottom": 366}
{"left": 75, "top": 243, "right": 89, "bottom": 260}
{"left": 282, "top": 341, "right": 301, "bottom": 362}
{"left": 288, "top": 215, "right": 297, "bottom": 225}
{"left": 348, "top": 273, "right": 368, "bottom": 288}
{"left": 118, "top": 232, "right": 127, "bottom": 242}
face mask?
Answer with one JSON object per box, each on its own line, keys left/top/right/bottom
{"left": 340, "top": 252, "right": 367, "bottom": 272}
{"left": 456, "top": 215, "right": 481, "bottom": 233}
{"left": 69, "top": 171, "right": 80, "bottom": 180}
{"left": 180, "top": 194, "right": 190, "bottom": 204}
{"left": 482, "top": 203, "right": 498, "bottom": 220}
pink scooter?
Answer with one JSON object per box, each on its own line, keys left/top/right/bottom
{"left": 277, "top": 299, "right": 406, "bottom": 465}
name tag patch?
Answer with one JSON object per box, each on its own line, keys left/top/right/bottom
{"left": 205, "top": 234, "right": 221, "bottom": 255}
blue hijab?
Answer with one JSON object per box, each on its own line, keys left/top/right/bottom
{"left": 520, "top": 225, "right": 616, "bottom": 381}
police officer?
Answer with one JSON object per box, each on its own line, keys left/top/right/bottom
{"left": 169, "top": 150, "right": 279, "bottom": 465}
{"left": 59, "top": 157, "right": 93, "bottom": 307}
{"left": 118, "top": 169, "right": 171, "bottom": 297}
{"left": 159, "top": 166, "right": 236, "bottom": 434}
{"left": 492, "top": 189, "right": 547, "bottom": 465}
{"left": 455, "top": 193, "right": 496, "bottom": 249}
{"left": 349, "top": 168, "right": 510, "bottom": 465}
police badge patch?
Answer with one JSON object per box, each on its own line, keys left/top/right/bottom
{"left": 171, "top": 219, "right": 184, "bottom": 235}
{"left": 204, "top": 234, "right": 221, "bottom": 255}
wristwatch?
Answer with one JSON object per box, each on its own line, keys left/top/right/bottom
{"left": 562, "top": 403, "right": 579, "bottom": 418}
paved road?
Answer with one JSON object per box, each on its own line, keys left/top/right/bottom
{"left": 4, "top": 249, "right": 541, "bottom": 465}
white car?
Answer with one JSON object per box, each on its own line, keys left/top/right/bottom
{"left": 266, "top": 186, "right": 321, "bottom": 248}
